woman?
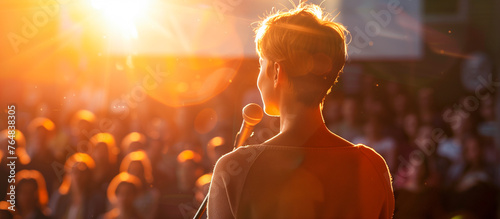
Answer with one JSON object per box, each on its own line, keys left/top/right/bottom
{"left": 207, "top": 3, "right": 394, "bottom": 218}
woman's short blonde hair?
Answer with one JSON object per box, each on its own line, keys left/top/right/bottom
{"left": 255, "top": 3, "right": 348, "bottom": 105}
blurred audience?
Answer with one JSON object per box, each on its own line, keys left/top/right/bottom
{"left": 1, "top": 77, "right": 498, "bottom": 219}
{"left": 335, "top": 97, "right": 362, "bottom": 142}
{"left": 444, "top": 134, "right": 498, "bottom": 219}
{"left": 353, "top": 117, "right": 397, "bottom": 171}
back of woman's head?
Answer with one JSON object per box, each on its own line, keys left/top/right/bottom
{"left": 255, "top": 3, "right": 348, "bottom": 106}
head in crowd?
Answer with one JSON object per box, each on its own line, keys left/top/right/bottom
{"left": 342, "top": 97, "right": 360, "bottom": 125}
{"left": 323, "top": 94, "right": 343, "bottom": 125}
{"left": 254, "top": 3, "right": 347, "bottom": 115}
{"left": 120, "top": 150, "right": 154, "bottom": 188}
{"left": 176, "top": 150, "right": 204, "bottom": 193}
{"left": 403, "top": 113, "right": 420, "bottom": 141}
{"left": 27, "top": 117, "right": 55, "bottom": 155}
{"left": 8, "top": 170, "right": 49, "bottom": 217}
{"left": 392, "top": 93, "right": 412, "bottom": 117}
{"left": 89, "top": 132, "right": 119, "bottom": 166}
{"left": 417, "top": 87, "right": 435, "bottom": 112}
{"left": 363, "top": 94, "right": 388, "bottom": 120}
{"left": 462, "top": 134, "right": 486, "bottom": 169}
{"left": 194, "top": 173, "right": 213, "bottom": 205}
{"left": 121, "top": 132, "right": 147, "bottom": 155}
{"left": 107, "top": 172, "right": 142, "bottom": 210}
{"left": 363, "top": 117, "right": 384, "bottom": 141}
{"left": 479, "top": 95, "right": 495, "bottom": 122}
{"left": 70, "top": 109, "right": 96, "bottom": 139}
{"left": 408, "top": 157, "right": 430, "bottom": 188}
{"left": 445, "top": 105, "right": 477, "bottom": 140}
{"left": 0, "top": 129, "right": 29, "bottom": 165}
{"left": 206, "top": 136, "right": 229, "bottom": 166}
{"left": 58, "top": 153, "right": 95, "bottom": 195}
{"left": 146, "top": 117, "right": 175, "bottom": 165}
{"left": 89, "top": 132, "right": 119, "bottom": 184}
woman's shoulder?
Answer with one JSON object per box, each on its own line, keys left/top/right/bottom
{"left": 356, "top": 144, "right": 393, "bottom": 186}
{"left": 213, "top": 145, "right": 266, "bottom": 172}
{"left": 356, "top": 144, "right": 391, "bottom": 166}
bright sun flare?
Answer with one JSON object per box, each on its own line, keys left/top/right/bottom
{"left": 90, "top": 0, "right": 150, "bottom": 38}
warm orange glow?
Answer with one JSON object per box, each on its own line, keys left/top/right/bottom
{"left": 0, "top": 201, "right": 9, "bottom": 210}
{"left": 73, "top": 110, "right": 97, "bottom": 124}
{"left": 107, "top": 172, "right": 142, "bottom": 204}
{"left": 121, "top": 132, "right": 146, "bottom": 153}
{"left": 89, "top": 133, "right": 119, "bottom": 164}
{"left": 126, "top": 57, "right": 242, "bottom": 107}
{"left": 129, "top": 132, "right": 142, "bottom": 142}
{"left": 177, "top": 150, "right": 202, "bottom": 163}
{"left": 208, "top": 136, "right": 224, "bottom": 148}
{"left": 130, "top": 150, "right": 146, "bottom": 160}
{"left": 27, "top": 117, "right": 55, "bottom": 133}
{"left": 15, "top": 170, "right": 49, "bottom": 208}
{"left": 90, "top": 0, "right": 150, "bottom": 39}
{"left": 1, "top": 129, "right": 30, "bottom": 165}
{"left": 120, "top": 150, "right": 154, "bottom": 185}
{"left": 59, "top": 153, "right": 96, "bottom": 195}
{"left": 195, "top": 173, "right": 213, "bottom": 188}
{"left": 194, "top": 108, "right": 218, "bottom": 134}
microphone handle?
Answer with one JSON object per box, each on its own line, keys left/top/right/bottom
{"left": 234, "top": 122, "right": 255, "bottom": 149}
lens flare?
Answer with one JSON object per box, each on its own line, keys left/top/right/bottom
{"left": 91, "top": 0, "right": 150, "bottom": 38}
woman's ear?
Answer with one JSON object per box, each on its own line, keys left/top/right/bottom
{"left": 273, "top": 62, "right": 284, "bottom": 88}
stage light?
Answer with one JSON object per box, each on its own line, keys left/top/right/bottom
{"left": 90, "top": 0, "right": 150, "bottom": 38}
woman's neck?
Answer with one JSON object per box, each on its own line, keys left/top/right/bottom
{"left": 265, "top": 103, "right": 352, "bottom": 147}
{"left": 279, "top": 104, "right": 324, "bottom": 133}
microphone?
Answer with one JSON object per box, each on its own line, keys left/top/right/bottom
{"left": 193, "top": 103, "right": 263, "bottom": 219}
{"left": 233, "top": 103, "right": 264, "bottom": 149}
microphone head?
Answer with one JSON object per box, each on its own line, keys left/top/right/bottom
{"left": 242, "top": 103, "right": 263, "bottom": 126}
